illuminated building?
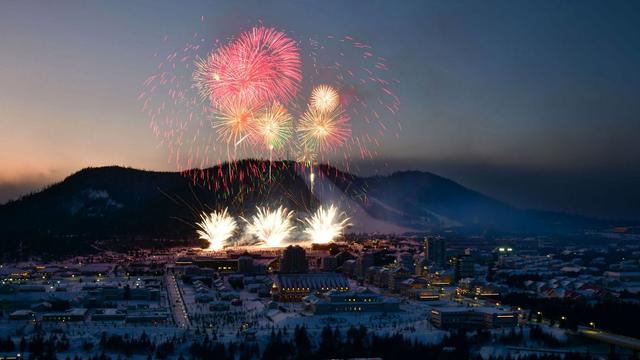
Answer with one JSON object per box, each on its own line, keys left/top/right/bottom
{"left": 42, "top": 308, "right": 88, "bottom": 322}
{"left": 272, "top": 273, "right": 349, "bottom": 301}
{"left": 304, "top": 288, "right": 400, "bottom": 314}
{"left": 430, "top": 307, "right": 517, "bottom": 329}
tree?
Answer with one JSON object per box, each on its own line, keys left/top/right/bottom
{"left": 293, "top": 326, "right": 312, "bottom": 359}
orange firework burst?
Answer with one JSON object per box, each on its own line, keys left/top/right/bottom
{"left": 213, "top": 101, "right": 259, "bottom": 147}
{"left": 310, "top": 84, "right": 339, "bottom": 113}
{"left": 254, "top": 103, "right": 292, "bottom": 150}
{"left": 297, "top": 106, "right": 351, "bottom": 152}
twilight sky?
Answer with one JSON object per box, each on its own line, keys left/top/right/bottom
{"left": 1, "top": 0, "right": 639, "bottom": 220}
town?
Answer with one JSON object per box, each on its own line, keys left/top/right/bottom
{"left": 2, "top": 228, "right": 640, "bottom": 359}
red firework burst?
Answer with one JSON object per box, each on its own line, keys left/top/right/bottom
{"left": 194, "top": 27, "right": 302, "bottom": 108}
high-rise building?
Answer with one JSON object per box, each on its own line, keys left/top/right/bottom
{"left": 425, "top": 237, "right": 446, "bottom": 267}
{"left": 415, "top": 255, "right": 429, "bottom": 276}
{"left": 280, "top": 245, "right": 309, "bottom": 274}
{"left": 356, "top": 252, "right": 375, "bottom": 279}
{"left": 398, "top": 252, "right": 414, "bottom": 272}
{"left": 238, "top": 254, "right": 255, "bottom": 274}
{"left": 453, "top": 254, "right": 475, "bottom": 282}
{"left": 321, "top": 256, "right": 338, "bottom": 272}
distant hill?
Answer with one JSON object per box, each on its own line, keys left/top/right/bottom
{"left": 317, "top": 165, "right": 607, "bottom": 233}
{"left": 0, "top": 160, "right": 619, "bottom": 257}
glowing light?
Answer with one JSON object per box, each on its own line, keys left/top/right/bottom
{"left": 301, "top": 205, "right": 351, "bottom": 244}
{"left": 193, "top": 26, "right": 302, "bottom": 108}
{"left": 310, "top": 84, "right": 339, "bottom": 113}
{"left": 243, "top": 206, "right": 295, "bottom": 247}
{"left": 298, "top": 106, "right": 351, "bottom": 152}
{"left": 196, "top": 208, "right": 238, "bottom": 251}
{"left": 255, "top": 102, "right": 292, "bottom": 150}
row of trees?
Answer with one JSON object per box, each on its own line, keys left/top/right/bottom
{"left": 501, "top": 293, "right": 640, "bottom": 337}
{"left": 98, "top": 331, "right": 177, "bottom": 359}
{"left": 187, "top": 325, "right": 596, "bottom": 360}
{"left": 189, "top": 325, "right": 471, "bottom": 360}
{"left": 0, "top": 334, "right": 70, "bottom": 360}
{"left": 3, "top": 324, "right": 596, "bottom": 359}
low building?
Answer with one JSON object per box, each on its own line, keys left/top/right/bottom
{"left": 209, "top": 301, "right": 230, "bottom": 312}
{"left": 125, "top": 311, "right": 169, "bottom": 323}
{"left": 91, "top": 309, "right": 127, "bottom": 321}
{"left": 304, "top": 288, "right": 400, "bottom": 314}
{"left": 42, "top": 308, "right": 88, "bottom": 322}
{"left": 430, "top": 306, "right": 517, "bottom": 329}
{"left": 405, "top": 287, "right": 441, "bottom": 301}
{"left": 8, "top": 309, "right": 35, "bottom": 320}
{"left": 272, "top": 273, "right": 350, "bottom": 301}
{"left": 83, "top": 284, "right": 160, "bottom": 303}
{"left": 192, "top": 257, "right": 238, "bottom": 273}
{"left": 79, "top": 263, "right": 113, "bottom": 276}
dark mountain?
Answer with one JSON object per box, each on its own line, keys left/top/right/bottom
{"left": 318, "top": 165, "right": 608, "bottom": 233}
{"left": 0, "top": 160, "right": 618, "bottom": 256}
{"left": 0, "top": 160, "right": 316, "bottom": 257}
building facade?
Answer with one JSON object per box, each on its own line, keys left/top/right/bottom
{"left": 280, "top": 246, "right": 309, "bottom": 274}
{"left": 272, "top": 273, "right": 349, "bottom": 301}
{"left": 425, "top": 237, "right": 447, "bottom": 267}
{"left": 430, "top": 307, "right": 517, "bottom": 329}
{"left": 304, "top": 288, "right": 400, "bottom": 314}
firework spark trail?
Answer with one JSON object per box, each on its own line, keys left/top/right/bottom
{"left": 243, "top": 206, "right": 295, "bottom": 247}
{"left": 297, "top": 106, "right": 351, "bottom": 152}
{"left": 302, "top": 205, "right": 351, "bottom": 244}
{"left": 254, "top": 102, "right": 292, "bottom": 150}
{"left": 254, "top": 102, "right": 293, "bottom": 180}
{"left": 213, "top": 100, "right": 259, "bottom": 149}
{"left": 196, "top": 208, "right": 238, "bottom": 251}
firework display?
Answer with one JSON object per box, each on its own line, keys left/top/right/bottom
{"left": 310, "top": 84, "right": 339, "bottom": 113}
{"left": 213, "top": 100, "right": 260, "bottom": 147}
{"left": 254, "top": 102, "right": 292, "bottom": 150}
{"left": 141, "top": 23, "right": 399, "bottom": 178}
{"left": 196, "top": 208, "right": 238, "bottom": 251}
{"left": 297, "top": 105, "right": 351, "bottom": 152}
{"left": 301, "top": 205, "right": 351, "bottom": 244}
{"left": 243, "top": 206, "right": 295, "bottom": 247}
{"left": 193, "top": 27, "right": 301, "bottom": 108}
{"left": 140, "top": 22, "right": 401, "bottom": 244}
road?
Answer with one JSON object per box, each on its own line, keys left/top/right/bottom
{"left": 165, "top": 273, "right": 191, "bottom": 329}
